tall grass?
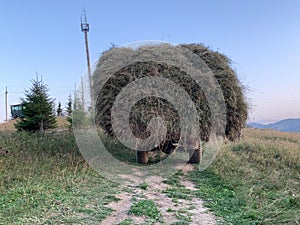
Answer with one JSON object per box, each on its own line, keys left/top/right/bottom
{"left": 0, "top": 130, "right": 120, "bottom": 225}
{"left": 0, "top": 130, "right": 79, "bottom": 155}
{"left": 189, "top": 128, "right": 300, "bottom": 224}
{"left": 1, "top": 126, "right": 299, "bottom": 224}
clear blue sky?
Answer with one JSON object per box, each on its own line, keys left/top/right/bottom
{"left": 1, "top": 0, "right": 299, "bottom": 124}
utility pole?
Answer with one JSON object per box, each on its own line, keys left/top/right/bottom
{"left": 81, "top": 8, "right": 93, "bottom": 108}
{"left": 81, "top": 76, "right": 85, "bottom": 110}
{"left": 5, "top": 87, "right": 8, "bottom": 123}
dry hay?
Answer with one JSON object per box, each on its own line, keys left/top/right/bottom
{"left": 93, "top": 43, "right": 248, "bottom": 153}
{"left": 181, "top": 44, "right": 248, "bottom": 141}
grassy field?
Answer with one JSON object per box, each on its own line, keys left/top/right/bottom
{"left": 189, "top": 129, "right": 300, "bottom": 224}
{"left": 0, "top": 130, "right": 121, "bottom": 224}
{"left": 0, "top": 123, "right": 299, "bottom": 224}
{"left": 0, "top": 117, "right": 69, "bottom": 132}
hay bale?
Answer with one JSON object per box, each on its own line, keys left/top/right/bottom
{"left": 94, "top": 44, "right": 248, "bottom": 156}
{"left": 181, "top": 44, "right": 248, "bottom": 141}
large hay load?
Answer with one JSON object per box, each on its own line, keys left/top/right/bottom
{"left": 181, "top": 44, "right": 248, "bottom": 141}
{"left": 93, "top": 43, "right": 248, "bottom": 163}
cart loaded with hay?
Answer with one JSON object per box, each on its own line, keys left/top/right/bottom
{"left": 93, "top": 43, "right": 248, "bottom": 164}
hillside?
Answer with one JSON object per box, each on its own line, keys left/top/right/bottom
{"left": 248, "top": 118, "right": 300, "bottom": 133}
{"left": 0, "top": 116, "right": 69, "bottom": 132}
{"left": 0, "top": 128, "right": 299, "bottom": 224}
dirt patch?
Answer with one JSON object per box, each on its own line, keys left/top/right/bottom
{"left": 101, "top": 172, "right": 217, "bottom": 225}
{"left": 180, "top": 179, "right": 198, "bottom": 191}
{"left": 101, "top": 192, "right": 132, "bottom": 224}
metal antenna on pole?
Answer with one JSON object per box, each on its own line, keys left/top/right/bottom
{"left": 81, "top": 7, "right": 93, "bottom": 109}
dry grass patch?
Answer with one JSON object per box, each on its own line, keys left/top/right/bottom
{"left": 188, "top": 128, "right": 300, "bottom": 224}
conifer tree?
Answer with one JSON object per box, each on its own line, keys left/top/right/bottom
{"left": 57, "top": 102, "right": 63, "bottom": 116}
{"left": 66, "top": 94, "right": 73, "bottom": 128}
{"left": 15, "top": 78, "right": 57, "bottom": 133}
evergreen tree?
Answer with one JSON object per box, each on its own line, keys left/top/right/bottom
{"left": 72, "top": 99, "right": 88, "bottom": 128}
{"left": 15, "top": 78, "right": 57, "bottom": 133}
{"left": 57, "top": 102, "right": 63, "bottom": 116}
{"left": 66, "top": 94, "right": 73, "bottom": 128}
{"left": 66, "top": 94, "right": 72, "bottom": 116}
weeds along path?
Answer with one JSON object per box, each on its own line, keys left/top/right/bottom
{"left": 101, "top": 165, "right": 217, "bottom": 225}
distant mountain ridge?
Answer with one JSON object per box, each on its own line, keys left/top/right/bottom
{"left": 248, "top": 118, "right": 300, "bottom": 133}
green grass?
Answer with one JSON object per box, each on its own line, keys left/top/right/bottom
{"left": 0, "top": 131, "right": 120, "bottom": 225}
{"left": 128, "top": 199, "right": 160, "bottom": 221}
{"left": 139, "top": 182, "right": 149, "bottom": 190}
{"left": 170, "top": 221, "right": 190, "bottom": 225}
{"left": 0, "top": 128, "right": 299, "bottom": 224}
{"left": 161, "top": 172, "right": 196, "bottom": 223}
{"left": 162, "top": 170, "right": 184, "bottom": 187}
{"left": 119, "top": 218, "right": 134, "bottom": 225}
{"left": 163, "top": 187, "right": 193, "bottom": 202}
{"left": 159, "top": 128, "right": 299, "bottom": 224}
{"left": 187, "top": 129, "right": 300, "bottom": 225}
{"left": 98, "top": 131, "right": 138, "bottom": 164}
